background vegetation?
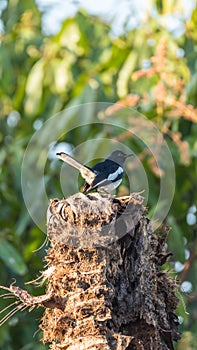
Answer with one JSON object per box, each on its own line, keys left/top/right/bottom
{"left": 0, "top": 0, "right": 196, "bottom": 349}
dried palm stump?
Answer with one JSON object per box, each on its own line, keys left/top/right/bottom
{"left": 40, "top": 192, "right": 180, "bottom": 350}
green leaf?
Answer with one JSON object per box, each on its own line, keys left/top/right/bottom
{"left": 117, "top": 51, "right": 138, "bottom": 98}
{"left": 24, "top": 59, "right": 44, "bottom": 117}
{"left": 167, "top": 216, "right": 185, "bottom": 262}
{"left": 0, "top": 240, "right": 27, "bottom": 276}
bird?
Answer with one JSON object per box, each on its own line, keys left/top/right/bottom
{"left": 56, "top": 150, "right": 133, "bottom": 193}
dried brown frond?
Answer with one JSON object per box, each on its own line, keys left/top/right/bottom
{"left": 105, "top": 94, "right": 140, "bottom": 116}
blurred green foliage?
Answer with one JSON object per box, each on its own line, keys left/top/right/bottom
{"left": 0, "top": 0, "right": 197, "bottom": 349}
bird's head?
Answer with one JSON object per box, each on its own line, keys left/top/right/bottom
{"left": 107, "top": 150, "right": 133, "bottom": 165}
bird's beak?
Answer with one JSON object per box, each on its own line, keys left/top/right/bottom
{"left": 126, "top": 153, "right": 134, "bottom": 158}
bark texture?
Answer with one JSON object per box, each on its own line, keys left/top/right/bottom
{"left": 40, "top": 193, "right": 180, "bottom": 350}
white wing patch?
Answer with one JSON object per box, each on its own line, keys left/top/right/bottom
{"left": 90, "top": 166, "right": 124, "bottom": 190}
{"left": 108, "top": 167, "right": 123, "bottom": 181}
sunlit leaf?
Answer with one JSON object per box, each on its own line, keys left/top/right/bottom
{"left": 24, "top": 59, "right": 44, "bottom": 117}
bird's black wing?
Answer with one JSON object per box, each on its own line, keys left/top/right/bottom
{"left": 92, "top": 159, "right": 120, "bottom": 173}
{"left": 83, "top": 160, "right": 124, "bottom": 192}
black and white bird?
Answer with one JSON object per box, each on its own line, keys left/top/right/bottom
{"left": 56, "top": 150, "right": 133, "bottom": 193}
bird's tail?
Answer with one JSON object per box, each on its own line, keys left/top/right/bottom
{"left": 56, "top": 152, "right": 96, "bottom": 184}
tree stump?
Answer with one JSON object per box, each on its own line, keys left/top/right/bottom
{"left": 39, "top": 192, "right": 180, "bottom": 350}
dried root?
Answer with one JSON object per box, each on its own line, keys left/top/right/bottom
{"left": 0, "top": 279, "right": 62, "bottom": 327}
